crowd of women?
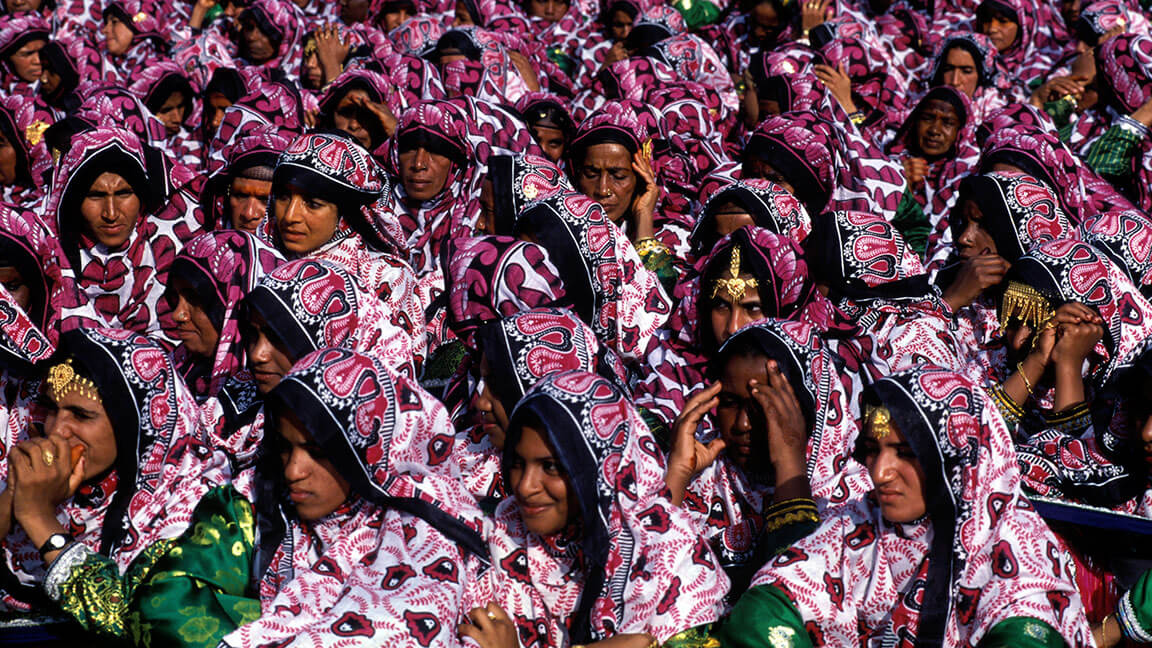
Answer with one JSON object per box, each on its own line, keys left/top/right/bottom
{"left": 0, "top": 0, "right": 1151, "bottom": 645}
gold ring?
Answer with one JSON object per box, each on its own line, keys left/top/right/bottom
{"left": 42, "top": 450, "right": 55, "bottom": 466}
{"left": 486, "top": 611, "right": 497, "bottom": 620}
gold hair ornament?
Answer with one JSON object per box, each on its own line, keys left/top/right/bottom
{"left": 46, "top": 359, "right": 101, "bottom": 405}
{"left": 24, "top": 120, "right": 49, "bottom": 147}
{"left": 709, "top": 245, "right": 759, "bottom": 303}
{"left": 132, "top": 11, "right": 148, "bottom": 22}
{"left": 999, "top": 280, "right": 1054, "bottom": 333}
{"left": 866, "top": 403, "right": 891, "bottom": 439}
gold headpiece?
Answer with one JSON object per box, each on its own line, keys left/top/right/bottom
{"left": 24, "top": 120, "right": 49, "bottom": 147}
{"left": 132, "top": 11, "right": 148, "bottom": 22}
{"left": 640, "top": 138, "right": 653, "bottom": 166}
{"left": 999, "top": 280, "right": 1054, "bottom": 333}
{"left": 709, "top": 245, "right": 759, "bottom": 303}
{"left": 46, "top": 359, "right": 101, "bottom": 405}
{"left": 303, "top": 38, "right": 317, "bottom": 56}
{"left": 866, "top": 403, "right": 891, "bottom": 439}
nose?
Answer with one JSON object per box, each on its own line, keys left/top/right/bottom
{"left": 593, "top": 174, "right": 611, "bottom": 198}
{"left": 943, "top": 70, "right": 960, "bottom": 87}
{"left": 472, "top": 382, "right": 493, "bottom": 414}
{"left": 733, "top": 405, "right": 752, "bottom": 435}
{"left": 515, "top": 464, "right": 542, "bottom": 500}
{"left": 1141, "top": 413, "right": 1152, "bottom": 445}
{"left": 870, "top": 448, "right": 897, "bottom": 485}
{"left": 723, "top": 307, "right": 742, "bottom": 341}
{"left": 411, "top": 147, "right": 430, "bottom": 170}
{"left": 283, "top": 447, "right": 309, "bottom": 482}
{"left": 241, "top": 196, "right": 265, "bottom": 222}
{"left": 280, "top": 195, "right": 305, "bottom": 224}
{"left": 248, "top": 334, "right": 271, "bottom": 364}
{"left": 172, "top": 295, "right": 190, "bottom": 324}
{"left": 957, "top": 222, "right": 976, "bottom": 248}
{"left": 101, "top": 195, "right": 117, "bottom": 221}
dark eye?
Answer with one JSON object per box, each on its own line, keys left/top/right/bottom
{"left": 542, "top": 460, "right": 563, "bottom": 475}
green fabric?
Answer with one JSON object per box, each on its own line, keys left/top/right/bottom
{"left": 664, "top": 622, "right": 720, "bottom": 647}
{"left": 636, "top": 240, "right": 683, "bottom": 298}
{"left": 717, "top": 584, "right": 813, "bottom": 648}
{"left": 671, "top": 0, "right": 721, "bottom": 28}
{"left": 1042, "top": 98, "right": 1075, "bottom": 132}
{"left": 1085, "top": 124, "right": 1144, "bottom": 178}
{"left": 977, "top": 617, "right": 1068, "bottom": 648}
{"left": 892, "top": 188, "right": 930, "bottom": 260}
{"left": 57, "top": 485, "right": 260, "bottom": 647}
{"left": 640, "top": 406, "right": 671, "bottom": 452}
{"left": 420, "top": 338, "right": 467, "bottom": 391}
{"left": 1119, "top": 567, "right": 1152, "bottom": 642}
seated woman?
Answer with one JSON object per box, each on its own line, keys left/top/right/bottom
{"left": 467, "top": 370, "right": 728, "bottom": 647}
{"left": 665, "top": 318, "right": 865, "bottom": 596}
{"left": 515, "top": 91, "right": 575, "bottom": 163}
{"left": 200, "top": 125, "right": 290, "bottom": 233}
{"left": 165, "top": 231, "right": 283, "bottom": 403}
{"left": 925, "top": 33, "right": 1024, "bottom": 122}
{"left": 721, "top": 365, "right": 1092, "bottom": 648}
{"left": 0, "top": 92, "right": 53, "bottom": 208}
{"left": 975, "top": 0, "right": 1062, "bottom": 88}
{"left": 220, "top": 348, "right": 492, "bottom": 646}
{"left": 221, "top": 258, "right": 419, "bottom": 488}
{"left": 464, "top": 307, "right": 628, "bottom": 502}
{"left": 0, "top": 12, "right": 48, "bottom": 98}
{"left": 269, "top": 130, "right": 426, "bottom": 368}
{"left": 318, "top": 69, "right": 400, "bottom": 154}
{"left": 689, "top": 177, "right": 811, "bottom": 260}
{"left": 99, "top": 0, "right": 169, "bottom": 85}
{"left": 0, "top": 328, "right": 257, "bottom": 647}
{"left": 234, "top": 0, "right": 303, "bottom": 79}
{"left": 49, "top": 127, "right": 198, "bottom": 339}
{"left": 886, "top": 86, "right": 979, "bottom": 258}
{"left": 129, "top": 62, "right": 200, "bottom": 168}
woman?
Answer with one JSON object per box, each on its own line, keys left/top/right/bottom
{"left": 48, "top": 127, "right": 198, "bottom": 339}
{"left": 200, "top": 124, "right": 291, "bottom": 233}
{"left": 99, "top": 0, "right": 169, "bottom": 85}
{"left": 515, "top": 91, "right": 575, "bottom": 163}
{"left": 689, "top": 177, "right": 811, "bottom": 259}
{"left": 317, "top": 68, "right": 401, "bottom": 154}
{"left": 1, "top": 328, "right": 256, "bottom": 646}
{"left": 129, "top": 62, "right": 201, "bottom": 169}
{"left": 886, "top": 86, "right": 979, "bottom": 258}
{"left": 220, "top": 348, "right": 492, "bottom": 646}
{"left": 472, "top": 370, "right": 728, "bottom": 647}
{"left": 514, "top": 191, "right": 670, "bottom": 365}
{"left": 0, "top": 92, "right": 52, "bottom": 208}
{"left": 235, "top": 0, "right": 304, "bottom": 80}
{"left": 480, "top": 151, "right": 571, "bottom": 237}
{"left": 975, "top": 0, "right": 1064, "bottom": 88}
{"left": 721, "top": 366, "right": 1092, "bottom": 647}
{"left": 165, "top": 231, "right": 283, "bottom": 402}
{"left": 463, "top": 307, "right": 628, "bottom": 501}
{"left": 667, "top": 318, "right": 865, "bottom": 596}
{"left": 0, "top": 11, "right": 47, "bottom": 97}
{"left": 925, "top": 33, "right": 1025, "bottom": 122}
{"left": 268, "top": 130, "right": 425, "bottom": 369}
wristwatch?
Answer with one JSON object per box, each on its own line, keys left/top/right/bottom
{"left": 38, "top": 533, "right": 73, "bottom": 557}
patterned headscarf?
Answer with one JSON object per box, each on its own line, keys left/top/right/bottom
{"left": 388, "top": 14, "right": 444, "bottom": 57}
{"left": 1075, "top": 0, "right": 1149, "bottom": 47}
{"left": 169, "top": 231, "right": 283, "bottom": 400}
{"left": 1096, "top": 34, "right": 1152, "bottom": 211}
{"left": 99, "top": 0, "right": 168, "bottom": 84}
{"left": 976, "top": 0, "right": 1064, "bottom": 85}
{"left": 435, "top": 27, "right": 533, "bottom": 105}
{"left": 514, "top": 191, "right": 671, "bottom": 363}
{"left": 954, "top": 171, "right": 1077, "bottom": 263}
{"left": 224, "top": 348, "right": 490, "bottom": 647}
{"left": 490, "top": 370, "right": 728, "bottom": 644}
{"left": 0, "top": 12, "right": 49, "bottom": 91}
{"left": 47, "top": 127, "right": 197, "bottom": 337}
{"left": 0, "top": 204, "right": 58, "bottom": 362}
{"left": 0, "top": 93, "right": 53, "bottom": 206}
{"left": 237, "top": 0, "right": 304, "bottom": 79}
{"left": 200, "top": 124, "right": 292, "bottom": 229}
{"left": 750, "top": 366, "right": 1091, "bottom": 647}
{"left": 443, "top": 235, "right": 570, "bottom": 346}
{"left": 486, "top": 152, "right": 572, "bottom": 236}
{"left": 5, "top": 329, "right": 229, "bottom": 602}
{"left": 1081, "top": 209, "right": 1152, "bottom": 300}
{"left": 1009, "top": 239, "right": 1152, "bottom": 388}
{"left": 690, "top": 178, "right": 811, "bottom": 257}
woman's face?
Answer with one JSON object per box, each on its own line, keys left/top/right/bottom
{"left": 509, "top": 424, "right": 574, "bottom": 536}
{"left": 913, "top": 99, "right": 961, "bottom": 159}
{"left": 204, "top": 92, "right": 233, "bottom": 137}
{"left": 398, "top": 146, "right": 454, "bottom": 202}
{"left": 273, "top": 184, "right": 341, "bottom": 255}
{"left": 858, "top": 416, "right": 927, "bottom": 524}
{"left": 742, "top": 158, "right": 796, "bottom": 195}
{"left": 40, "top": 67, "right": 61, "bottom": 96}
{"left": 9, "top": 39, "right": 45, "bottom": 83}
{"left": 708, "top": 274, "right": 764, "bottom": 345}
{"left": 607, "top": 8, "right": 633, "bottom": 40}
{"left": 980, "top": 11, "right": 1019, "bottom": 53}
{"left": 101, "top": 16, "right": 134, "bottom": 57}
{"left": 940, "top": 47, "right": 979, "bottom": 97}
{"left": 278, "top": 410, "right": 352, "bottom": 522}
{"left": 716, "top": 353, "right": 771, "bottom": 472}
{"left": 0, "top": 133, "right": 17, "bottom": 185}
{"left": 244, "top": 309, "right": 296, "bottom": 395}
{"left": 228, "top": 175, "right": 273, "bottom": 233}
{"left": 240, "top": 16, "right": 277, "bottom": 63}
{"left": 381, "top": 7, "right": 413, "bottom": 30}
{"left": 750, "top": 0, "right": 780, "bottom": 39}
{"left": 80, "top": 172, "right": 141, "bottom": 250}
{"left": 45, "top": 386, "right": 116, "bottom": 481}
{"left": 470, "top": 354, "right": 510, "bottom": 449}
{"left": 333, "top": 89, "right": 375, "bottom": 150}
{"left": 527, "top": 0, "right": 568, "bottom": 23}
{"left": 575, "top": 142, "right": 636, "bottom": 223}
{"left": 453, "top": 0, "right": 474, "bottom": 25}
{"left": 5, "top": 0, "right": 42, "bottom": 12}
{"left": 530, "top": 124, "right": 566, "bottom": 163}
{"left": 954, "top": 198, "right": 997, "bottom": 259}
{"left": 154, "top": 91, "right": 187, "bottom": 137}
{"left": 301, "top": 45, "right": 323, "bottom": 90}
{"left": 164, "top": 275, "right": 220, "bottom": 359}
{"left": 0, "top": 265, "right": 30, "bottom": 311}
{"left": 339, "top": 0, "right": 371, "bottom": 23}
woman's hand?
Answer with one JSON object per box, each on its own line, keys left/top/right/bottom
{"left": 800, "top": 0, "right": 831, "bottom": 33}
{"left": 749, "top": 360, "right": 810, "bottom": 503}
{"left": 1029, "top": 75, "right": 1087, "bottom": 108}
{"left": 458, "top": 602, "right": 518, "bottom": 648}
{"left": 351, "top": 93, "right": 398, "bottom": 138}
{"left": 902, "top": 157, "right": 928, "bottom": 187}
{"left": 1050, "top": 307, "right": 1104, "bottom": 370}
{"left": 508, "top": 51, "right": 541, "bottom": 93}
{"left": 10, "top": 436, "right": 85, "bottom": 525}
{"left": 315, "top": 23, "right": 350, "bottom": 84}
{"left": 813, "top": 62, "right": 856, "bottom": 114}
{"left": 189, "top": 0, "right": 217, "bottom": 29}
{"left": 666, "top": 383, "right": 725, "bottom": 506}
{"left": 941, "top": 254, "right": 1010, "bottom": 311}
{"left": 630, "top": 150, "right": 659, "bottom": 240}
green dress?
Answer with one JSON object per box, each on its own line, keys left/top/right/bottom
{"left": 44, "top": 485, "right": 260, "bottom": 647}
{"left": 717, "top": 585, "right": 1069, "bottom": 648}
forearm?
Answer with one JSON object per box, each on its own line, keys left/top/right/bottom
{"left": 46, "top": 543, "right": 132, "bottom": 638}
{"left": 1052, "top": 363, "right": 1086, "bottom": 411}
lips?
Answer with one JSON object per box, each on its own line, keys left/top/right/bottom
{"left": 288, "top": 489, "right": 311, "bottom": 503}
{"left": 519, "top": 503, "right": 551, "bottom": 517}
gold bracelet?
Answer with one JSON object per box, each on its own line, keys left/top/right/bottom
{"left": 1017, "top": 361, "right": 1034, "bottom": 396}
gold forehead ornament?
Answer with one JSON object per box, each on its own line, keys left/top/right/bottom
{"left": 46, "top": 359, "right": 101, "bottom": 404}
{"left": 709, "top": 245, "right": 759, "bottom": 303}
{"left": 866, "top": 403, "right": 891, "bottom": 439}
